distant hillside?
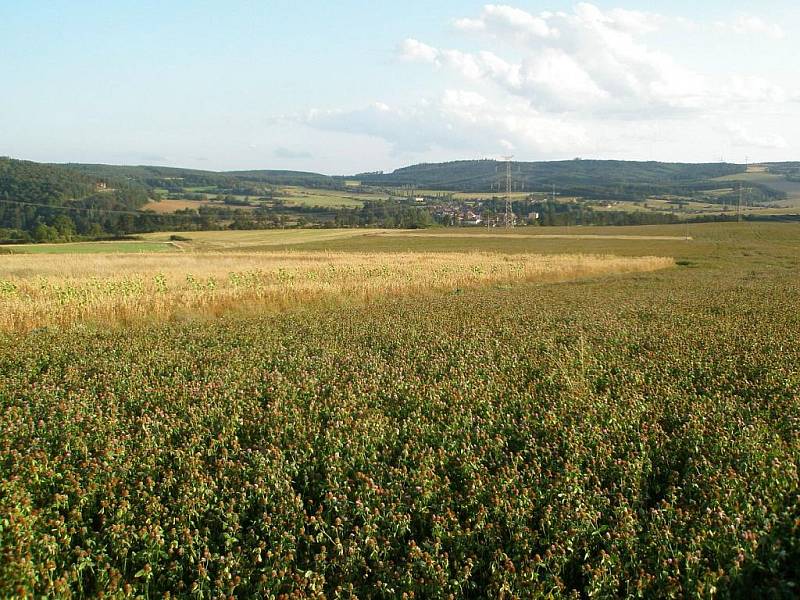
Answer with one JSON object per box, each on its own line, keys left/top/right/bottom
{"left": 355, "top": 159, "right": 747, "bottom": 199}
{"left": 0, "top": 158, "right": 150, "bottom": 242}
{"left": 2, "top": 156, "right": 796, "bottom": 244}
{"left": 226, "top": 169, "right": 337, "bottom": 187}
{"left": 59, "top": 164, "right": 336, "bottom": 190}
{"left": 1, "top": 159, "right": 345, "bottom": 242}
{"left": 764, "top": 162, "right": 800, "bottom": 182}
{"left": 1, "top": 157, "right": 97, "bottom": 206}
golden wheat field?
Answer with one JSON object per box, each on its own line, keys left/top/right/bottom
{"left": 0, "top": 251, "right": 672, "bottom": 331}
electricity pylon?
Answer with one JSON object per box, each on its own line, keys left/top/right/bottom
{"left": 502, "top": 155, "right": 514, "bottom": 228}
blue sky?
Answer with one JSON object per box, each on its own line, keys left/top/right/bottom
{"left": 2, "top": 1, "right": 798, "bottom": 173}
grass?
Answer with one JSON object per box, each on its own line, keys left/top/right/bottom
{"left": 138, "top": 225, "right": 711, "bottom": 254}
{"left": 141, "top": 198, "right": 249, "bottom": 213}
{"left": 0, "top": 241, "right": 176, "bottom": 254}
{"left": 140, "top": 228, "right": 381, "bottom": 250}
{"left": 277, "top": 186, "right": 380, "bottom": 208}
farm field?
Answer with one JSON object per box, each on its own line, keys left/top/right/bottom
{"left": 0, "top": 250, "right": 670, "bottom": 331}
{"left": 138, "top": 227, "right": 700, "bottom": 253}
{"left": 0, "top": 240, "right": 176, "bottom": 254}
{"left": 149, "top": 186, "right": 377, "bottom": 210}
{"left": 0, "top": 222, "right": 799, "bottom": 597}
{"left": 142, "top": 198, "right": 251, "bottom": 213}
{"left": 140, "top": 228, "right": 381, "bottom": 250}
{"left": 714, "top": 171, "right": 800, "bottom": 205}
{"left": 278, "top": 186, "right": 379, "bottom": 208}
{"left": 654, "top": 198, "right": 797, "bottom": 215}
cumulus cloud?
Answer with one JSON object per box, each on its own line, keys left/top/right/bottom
{"left": 404, "top": 4, "right": 712, "bottom": 115}
{"left": 727, "top": 76, "right": 787, "bottom": 105}
{"left": 725, "top": 122, "right": 788, "bottom": 149}
{"left": 308, "top": 3, "right": 795, "bottom": 162}
{"left": 454, "top": 4, "right": 559, "bottom": 39}
{"left": 399, "top": 38, "right": 440, "bottom": 63}
{"left": 305, "top": 91, "right": 589, "bottom": 156}
{"left": 400, "top": 4, "right": 793, "bottom": 119}
{"left": 715, "top": 14, "right": 784, "bottom": 39}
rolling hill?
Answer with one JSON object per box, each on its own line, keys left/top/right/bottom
{"left": 3, "top": 156, "right": 799, "bottom": 243}
{"left": 354, "top": 159, "right": 746, "bottom": 194}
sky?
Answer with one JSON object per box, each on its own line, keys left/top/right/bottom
{"left": 1, "top": 1, "right": 799, "bottom": 174}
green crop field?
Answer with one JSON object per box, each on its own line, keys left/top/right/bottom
{"left": 1, "top": 222, "right": 799, "bottom": 598}
{"left": 140, "top": 228, "right": 382, "bottom": 251}
{"left": 278, "top": 186, "right": 384, "bottom": 208}
{"left": 0, "top": 240, "right": 176, "bottom": 254}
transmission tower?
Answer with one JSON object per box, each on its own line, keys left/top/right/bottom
{"left": 502, "top": 155, "right": 514, "bottom": 228}
{"left": 737, "top": 183, "right": 751, "bottom": 222}
{"left": 738, "top": 183, "right": 743, "bottom": 221}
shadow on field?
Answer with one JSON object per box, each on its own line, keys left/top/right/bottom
{"left": 724, "top": 496, "right": 800, "bottom": 599}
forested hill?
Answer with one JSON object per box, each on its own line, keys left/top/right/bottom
{"left": 0, "top": 157, "right": 97, "bottom": 206}
{"left": 0, "top": 159, "right": 344, "bottom": 242}
{"left": 59, "top": 164, "right": 337, "bottom": 190}
{"left": 0, "top": 157, "right": 150, "bottom": 241}
{"left": 355, "top": 159, "right": 746, "bottom": 194}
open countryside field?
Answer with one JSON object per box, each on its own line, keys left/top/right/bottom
{"left": 403, "top": 189, "right": 548, "bottom": 201}
{"left": 636, "top": 198, "right": 800, "bottom": 216}
{"left": 142, "top": 198, "right": 253, "bottom": 213}
{"left": 139, "top": 227, "right": 699, "bottom": 252}
{"left": 150, "top": 186, "right": 376, "bottom": 210}
{"left": 278, "top": 186, "right": 380, "bottom": 208}
{"left": 140, "top": 228, "right": 380, "bottom": 250}
{"left": 0, "top": 240, "right": 176, "bottom": 254}
{"left": 714, "top": 171, "right": 800, "bottom": 205}
{"left": 1, "top": 222, "right": 799, "bottom": 597}
{"left": 0, "top": 251, "right": 671, "bottom": 331}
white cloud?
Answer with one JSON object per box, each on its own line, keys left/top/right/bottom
{"left": 519, "top": 48, "right": 609, "bottom": 108}
{"left": 399, "top": 4, "right": 794, "bottom": 120}
{"left": 399, "top": 38, "right": 440, "bottom": 63}
{"left": 725, "top": 122, "right": 788, "bottom": 150}
{"left": 727, "top": 76, "right": 787, "bottom": 104}
{"left": 715, "top": 14, "right": 784, "bottom": 39}
{"left": 305, "top": 90, "right": 589, "bottom": 156}
{"left": 408, "top": 4, "right": 713, "bottom": 115}
{"left": 605, "top": 7, "right": 666, "bottom": 35}
{"left": 454, "top": 4, "right": 559, "bottom": 39}
{"left": 307, "top": 3, "right": 797, "bottom": 164}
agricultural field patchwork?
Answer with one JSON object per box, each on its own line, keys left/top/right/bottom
{"left": 277, "top": 187, "right": 378, "bottom": 208}
{"left": 0, "top": 223, "right": 798, "bottom": 598}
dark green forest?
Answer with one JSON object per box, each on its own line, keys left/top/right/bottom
{"left": 59, "top": 164, "right": 338, "bottom": 191}
{"left": 356, "top": 159, "right": 753, "bottom": 197}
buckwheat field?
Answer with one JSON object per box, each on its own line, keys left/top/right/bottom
{"left": 1, "top": 224, "right": 798, "bottom": 598}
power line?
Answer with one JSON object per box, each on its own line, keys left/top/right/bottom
{"left": 502, "top": 155, "right": 514, "bottom": 228}
{"left": 0, "top": 198, "right": 144, "bottom": 216}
